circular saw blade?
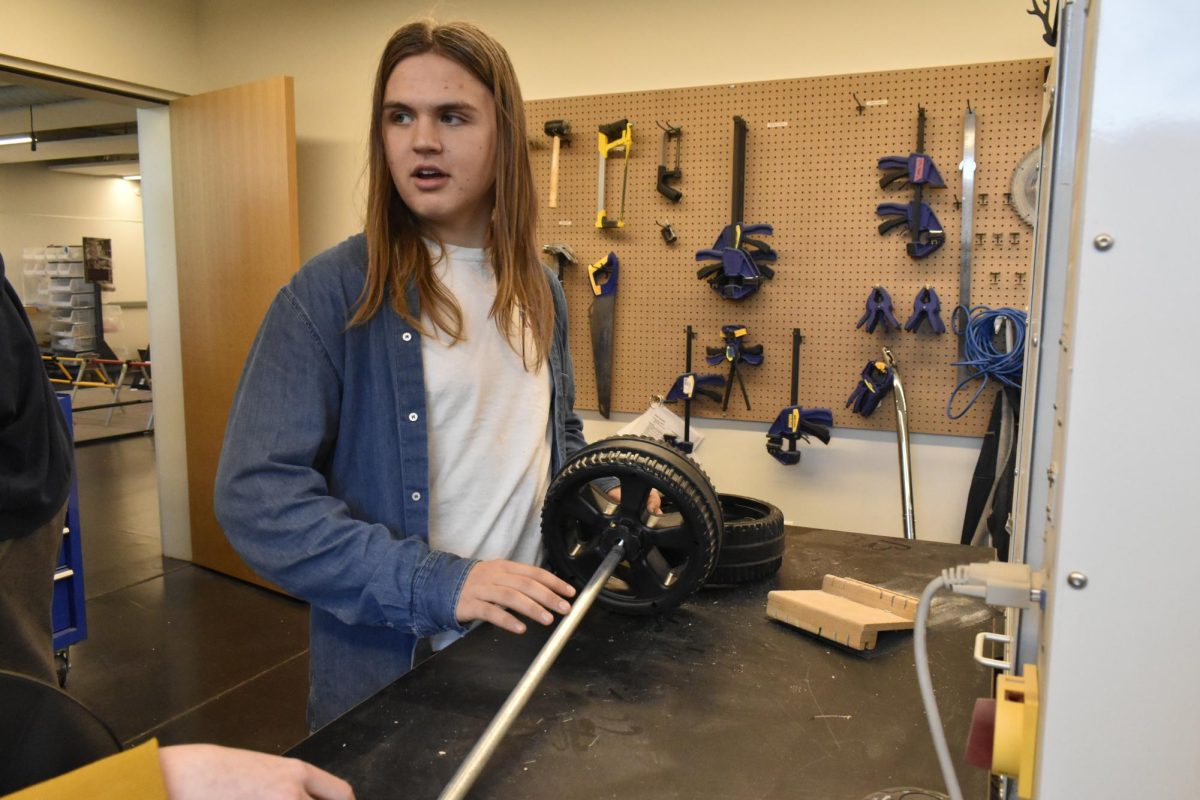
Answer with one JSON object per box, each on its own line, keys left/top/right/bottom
{"left": 1011, "top": 148, "right": 1041, "bottom": 227}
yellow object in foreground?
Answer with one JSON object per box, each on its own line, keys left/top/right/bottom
{"left": 2, "top": 740, "right": 167, "bottom": 800}
{"left": 993, "top": 665, "right": 1040, "bottom": 799}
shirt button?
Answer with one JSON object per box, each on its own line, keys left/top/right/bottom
{"left": 408, "top": 412, "right": 419, "bottom": 422}
{"left": 401, "top": 332, "right": 413, "bottom": 342}
{"left": 411, "top": 491, "right": 421, "bottom": 502}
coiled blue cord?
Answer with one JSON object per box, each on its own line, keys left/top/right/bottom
{"left": 947, "top": 305, "right": 1028, "bottom": 419}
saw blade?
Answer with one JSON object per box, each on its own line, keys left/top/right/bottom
{"left": 1011, "top": 148, "right": 1041, "bottom": 227}
{"left": 589, "top": 294, "right": 615, "bottom": 418}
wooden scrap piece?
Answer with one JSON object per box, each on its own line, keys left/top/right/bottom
{"left": 767, "top": 575, "right": 919, "bottom": 650}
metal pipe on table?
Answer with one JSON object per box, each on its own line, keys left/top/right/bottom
{"left": 438, "top": 543, "right": 627, "bottom": 800}
{"left": 883, "top": 348, "right": 916, "bottom": 540}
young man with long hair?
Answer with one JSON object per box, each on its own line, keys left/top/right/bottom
{"left": 215, "top": 20, "right": 583, "bottom": 730}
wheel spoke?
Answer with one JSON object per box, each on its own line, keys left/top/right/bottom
{"left": 569, "top": 520, "right": 610, "bottom": 558}
{"left": 617, "top": 474, "right": 653, "bottom": 519}
{"left": 645, "top": 523, "right": 694, "bottom": 553}
{"left": 618, "top": 553, "right": 667, "bottom": 597}
{"left": 561, "top": 489, "right": 607, "bottom": 535}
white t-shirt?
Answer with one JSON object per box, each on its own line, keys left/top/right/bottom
{"left": 421, "top": 243, "right": 553, "bottom": 648}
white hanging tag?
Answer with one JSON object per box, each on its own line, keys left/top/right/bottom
{"left": 617, "top": 400, "right": 704, "bottom": 451}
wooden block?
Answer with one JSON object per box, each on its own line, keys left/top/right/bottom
{"left": 767, "top": 575, "right": 919, "bottom": 650}
{"left": 818, "top": 575, "right": 917, "bottom": 620}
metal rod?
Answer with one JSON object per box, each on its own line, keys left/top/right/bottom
{"left": 911, "top": 107, "right": 926, "bottom": 246}
{"left": 595, "top": 136, "right": 607, "bottom": 221}
{"left": 787, "top": 329, "right": 802, "bottom": 456}
{"left": 721, "top": 359, "right": 736, "bottom": 411}
{"left": 72, "top": 398, "right": 154, "bottom": 413}
{"left": 958, "top": 105, "right": 977, "bottom": 384}
{"left": 438, "top": 543, "right": 626, "bottom": 800}
{"left": 75, "top": 430, "right": 154, "bottom": 447}
{"left": 683, "top": 326, "right": 693, "bottom": 444}
{"left": 789, "top": 328, "right": 801, "bottom": 405}
{"left": 731, "top": 116, "right": 747, "bottom": 224}
{"left": 883, "top": 348, "right": 916, "bottom": 540}
{"left": 618, "top": 136, "right": 630, "bottom": 223}
{"left": 735, "top": 365, "right": 751, "bottom": 410}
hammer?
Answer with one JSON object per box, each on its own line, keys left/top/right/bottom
{"left": 542, "top": 243, "right": 577, "bottom": 283}
{"left": 544, "top": 120, "right": 571, "bottom": 208}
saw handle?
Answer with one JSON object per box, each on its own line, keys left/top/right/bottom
{"left": 657, "top": 165, "right": 682, "bottom": 202}
{"left": 588, "top": 253, "right": 620, "bottom": 297}
{"left": 657, "top": 125, "right": 683, "bottom": 202}
{"left": 598, "top": 119, "right": 631, "bottom": 155}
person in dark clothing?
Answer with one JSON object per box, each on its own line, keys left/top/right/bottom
{"left": 0, "top": 251, "right": 73, "bottom": 684}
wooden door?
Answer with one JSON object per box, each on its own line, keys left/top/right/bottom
{"left": 171, "top": 76, "right": 299, "bottom": 589}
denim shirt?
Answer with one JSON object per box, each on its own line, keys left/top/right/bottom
{"left": 214, "top": 234, "right": 586, "bottom": 730}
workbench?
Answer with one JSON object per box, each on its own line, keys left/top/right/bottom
{"left": 290, "top": 529, "right": 998, "bottom": 799}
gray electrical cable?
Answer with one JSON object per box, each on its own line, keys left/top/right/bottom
{"left": 914, "top": 574, "right": 964, "bottom": 800}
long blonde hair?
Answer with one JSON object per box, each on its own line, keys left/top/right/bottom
{"left": 353, "top": 20, "right": 551, "bottom": 369}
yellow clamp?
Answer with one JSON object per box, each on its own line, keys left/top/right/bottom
{"left": 993, "top": 664, "right": 1040, "bottom": 798}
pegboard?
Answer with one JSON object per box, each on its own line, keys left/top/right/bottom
{"left": 527, "top": 59, "right": 1048, "bottom": 437}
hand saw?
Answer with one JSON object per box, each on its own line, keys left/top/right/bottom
{"left": 595, "top": 120, "right": 632, "bottom": 229}
{"left": 588, "top": 252, "right": 619, "bottom": 418}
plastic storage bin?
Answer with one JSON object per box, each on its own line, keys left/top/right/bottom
{"left": 53, "top": 335, "right": 97, "bottom": 352}
{"left": 48, "top": 294, "right": 95, "bottom": 310}
{"left": 48, "top": 261, "right": 86, "bottom": 278}
{"left": 51, "top": 321, "right": 96, "bottom": 338}
{"left": 52, "top": 309, "right": 94, "bottom": 324}
{"left": 48, "top": 278, "right": 93, "bottom": 294}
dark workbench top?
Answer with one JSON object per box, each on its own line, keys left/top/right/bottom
{"left": 290, "top": 529, "right": 998, "bottom": 799}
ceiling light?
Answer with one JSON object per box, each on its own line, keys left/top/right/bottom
{"left": 0, "top": 134, "right": 33, "bottom": 146}
{"left": 122, "top": 175, "right": 141, "bottom": 181}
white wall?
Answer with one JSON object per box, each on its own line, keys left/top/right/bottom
{"left": 0, "top": 162, "right": 149, "bottom": 357}
{"left": 191, "top": 0, "right": 1051, "bottom": 263}
{"left": 0, "top": 163, "right": 145, "bottom": 301}
{"left": 0, "top": 0, "right": 204, "bottom": 95}
{"left": 4, "top": 0, "right": 1048, "bottom": 544}
{"left": 581, "top": 412, "right": 979, "bottom": 542}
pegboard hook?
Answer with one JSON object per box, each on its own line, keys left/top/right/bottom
{"left": 852, "top": 93, "right": 865, "bottom": 116}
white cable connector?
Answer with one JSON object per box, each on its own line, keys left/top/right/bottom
{"left": 941, "top": 561, "right": 1044, "bottom": 609}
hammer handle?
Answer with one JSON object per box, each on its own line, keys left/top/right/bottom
{"left": 549, "top": 136, "right": 561, "bottom": 208}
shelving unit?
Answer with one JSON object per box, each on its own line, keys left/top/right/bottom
{"left": 22, "top": 245, "right": 109, "bottom": 357}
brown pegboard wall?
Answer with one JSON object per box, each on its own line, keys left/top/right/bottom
{"left": 527, "top": 59, "right": 1048, "bottom": 437}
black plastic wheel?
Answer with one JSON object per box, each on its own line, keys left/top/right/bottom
{"left": 707, "top": 494, "right": 785, "bottom": 586}
{"left": 542, "top": 436, "right": 722, "bottom": 615}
